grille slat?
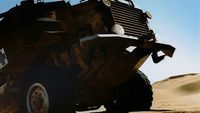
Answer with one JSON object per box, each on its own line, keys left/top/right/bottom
{"left": 113, "top": 16, "right": 147, "bottom": 27}
{"left": 112, "top": 11, "right": 143, "bottom": 23}
{"left": 114, "top": 20, "right": 149, "bottom": 32}
{"left": 112, "top": 7, "right": 140, "bottom": 16}
{"left": 111, "top": 1, "right": 149, "bottom": 37}
{"left": 124, "top": 27, "right": 149, "bottom": 35}
{"left": 111, "top": 5, "right": 142, "bottom": 16}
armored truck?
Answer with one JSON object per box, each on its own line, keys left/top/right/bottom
{"left": 0, "top": 0, "right": 175, "bottom": 112}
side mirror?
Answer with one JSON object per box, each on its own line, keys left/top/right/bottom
{"left": 144, "top": 11, "right": 152, "bottom": 19}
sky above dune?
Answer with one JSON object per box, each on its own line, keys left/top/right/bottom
{"left": 0, "top": 0, "right": 199, "bottom": 83}
{"left": 134, "top": 0, "right": 200, "bottom": 83}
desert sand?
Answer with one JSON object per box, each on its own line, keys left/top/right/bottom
{"left": 149, "top": 73, "right": 200, "bottom": 113}
{"left": 1, "top": 73, "right": 200, "bottom": 113}
{"left": 130, "top": 73, "right": 200, "bottom": 113}
{"left": 78, "top": 73, "right": 200, "bottom": 113}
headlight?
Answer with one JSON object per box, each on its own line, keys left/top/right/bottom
{"left": 111, "top": 24, "right": 125, "bottom": 35}
{"left": 102, "top": 0, "right": 111, "bottom": 7}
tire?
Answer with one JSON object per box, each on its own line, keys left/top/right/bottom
{"left": 20, "top": 65, "right": 76, "bottom": 113}
{"left": 105, "top": 70, "right": 153, "bottom": 112}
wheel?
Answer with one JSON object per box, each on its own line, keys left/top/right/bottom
{"left": 105, "top": 70, "right": 153, "bottom": 112}
{"left": 20, "top": 65, "right": 76, "bottom": 113}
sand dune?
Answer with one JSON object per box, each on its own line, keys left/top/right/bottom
{"left": 151, "top": 73, "right": 200, "bottom": 112}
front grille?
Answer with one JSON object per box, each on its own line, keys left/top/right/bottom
{"left": 110, "top": 1, "right": 149, "bottom": 37}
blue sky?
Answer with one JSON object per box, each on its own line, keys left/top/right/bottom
{"left": 0, "top": 0, "right": 199, "bottom": 83}
{"left": 134, "top": 0, "right": 200, "bottom": 82}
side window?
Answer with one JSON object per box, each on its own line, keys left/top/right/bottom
{"left": 0, "top": 48, "right": 8, "bottom": 69}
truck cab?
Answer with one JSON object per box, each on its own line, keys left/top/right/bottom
{"left": 0, "top": 0, "right": 175, "bottom": 113}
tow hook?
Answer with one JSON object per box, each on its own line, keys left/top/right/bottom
{"left": 151, "top": 51, "right": 166, "bottom": 63}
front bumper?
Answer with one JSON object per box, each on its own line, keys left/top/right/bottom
{"left": 80, "top": 34, "right": 175, "bottom": 58}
